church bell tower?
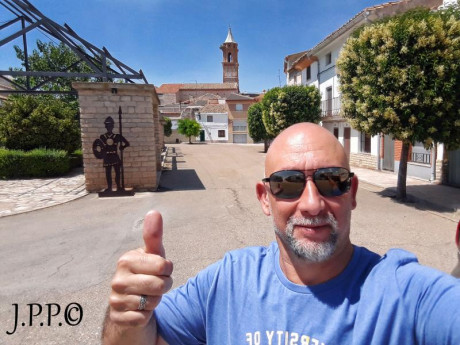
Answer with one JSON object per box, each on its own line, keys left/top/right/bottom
{"left": 220, "top": 27, "right": 239, "bottom": 89}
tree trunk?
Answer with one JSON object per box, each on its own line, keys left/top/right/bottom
{"left": 396, "top": 141, "right": 410, "bottom": 200}
{"left": 264, "top": 139, "right": 269, "bottom": 153}
{"left": 188, "top": 136, "right": 192, "bottom": 144}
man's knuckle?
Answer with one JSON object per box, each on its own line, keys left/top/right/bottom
{"left": 156, "top": 279, "right": 166, "bottom": 292}
{"left": 117, "top": 254, "right": 133, "bottom": 269}
{"left": 108, "top": 295, "right": 124, "bottom": 310}
{"left": 111, "top": 276, "right": 127, "bottom": 292}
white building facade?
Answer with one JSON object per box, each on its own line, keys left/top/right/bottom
{"left": 284, "top": 0, "right": 445, "bottom": 181}
{"left": 195, "top": 101, "right": 229, "bottom": 142}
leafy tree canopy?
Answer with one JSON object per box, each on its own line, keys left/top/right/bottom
{"left": 337, "top": 8, "right": 460, "bottom": 150}
{"left": 261, "top": 85, "right": 321, "bottom": 137}
{"left": 248, "top": 102, "right": 270, "bottom": 142}
{"left": 163, "top": 117, "right": 172, "bottom": 137}
{"left": 13, "top": 40, "right": 94, "bottom": 93}
{"left": 0, "top": 95, "right": 81, "bottom": 153}
{"left": 177, "top": 118, "right": 201, "bottom": 144}
{"left": 337, "top": 7, "right": 460, "bottom": 199}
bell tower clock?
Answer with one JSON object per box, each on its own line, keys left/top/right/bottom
{"left": 220, "top": 27, "right": 239, "bottom": 90}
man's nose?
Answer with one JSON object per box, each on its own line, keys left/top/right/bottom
{"left": 297, "top": 178, "right": 325, "bottom": 216}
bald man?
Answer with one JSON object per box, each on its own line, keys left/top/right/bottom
{"left": 103, "top": 123, "right": 460, "bottom": 345}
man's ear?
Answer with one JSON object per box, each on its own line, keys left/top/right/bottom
{"left": 350, "top": 175, "right": 358, "bottom": 210}
{"left": 256, "top": 182, "right": 271, "bottom": 216}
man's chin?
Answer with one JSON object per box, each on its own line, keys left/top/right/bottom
{"left": 293, "top": 225, "right": 333, "bottom": 243}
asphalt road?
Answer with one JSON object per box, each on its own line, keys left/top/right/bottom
{"left": 0, "top": 143, "right": 457, "bottom": 345}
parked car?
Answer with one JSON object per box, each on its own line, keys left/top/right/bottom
{"left": 452, "top": 220, "right": 460, "bottom": 278}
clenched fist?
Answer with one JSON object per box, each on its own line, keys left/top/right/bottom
{"left": 103, "top": 210, "right": 173, "bottom": 344}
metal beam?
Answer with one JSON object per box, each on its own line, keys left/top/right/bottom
{"left": 0, "top": 90, "right": 77, "bottom": 95}
{"left": 0, "top": 0, "right": 148, "bottom": 93}
{"left": 0, "top": 16, "right": 21, "bottom": 30}
{"left": 1, "top": 70, "right": 142, "bottom": 79}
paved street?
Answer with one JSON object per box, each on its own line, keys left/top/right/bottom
{"left": 0, "top": 143, "right": 458, "bottom": 345}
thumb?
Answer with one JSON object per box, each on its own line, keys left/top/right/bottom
{"left": 142, "top": 210, "right": 165, "bottom": 257}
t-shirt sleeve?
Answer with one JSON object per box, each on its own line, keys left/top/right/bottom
{"left": 395, "top": 252, "right": 460, "bottom": 345}
{"left": 154, "top": 260, "right": 221, "bottom": 345}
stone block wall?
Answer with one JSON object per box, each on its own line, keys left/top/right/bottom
{"left": 73, "top": 82, "right": 162, "bottom": 192}
{"left": 350, "top": 152, "right": 378, "bottom": 170}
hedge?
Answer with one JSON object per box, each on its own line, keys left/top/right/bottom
{"left": 0, "top": 148, "right": 73, "bottom": 178}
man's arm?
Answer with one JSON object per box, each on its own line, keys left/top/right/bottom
{"left": 102, "top": 210, "right": 173, "bottom": 345}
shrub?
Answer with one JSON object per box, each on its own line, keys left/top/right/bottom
{"left": 0, "top": 95, "right": 81, "bottom": 153}
{"left": 0, "top": 148, "right": 71, "bottom": 178}
{"left": 261, "top": 85, "right": 321, "bottom": 137}
{"left": 69, "top": 149, "right": 83, "bottom": 169}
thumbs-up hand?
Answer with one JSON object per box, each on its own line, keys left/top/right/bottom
{"left": 107, "top": 210, "right": 173, "bottom": 329}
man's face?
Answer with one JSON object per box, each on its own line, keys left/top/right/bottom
{"left": 257, "top": 125, "right": 357, "bottom": 263}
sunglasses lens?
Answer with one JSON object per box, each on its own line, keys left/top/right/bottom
{"left": 314, "top": 168, "right": 352, "bottom": 197}
{"left": 269, "top": 170, "right": 305, "bottom": 199}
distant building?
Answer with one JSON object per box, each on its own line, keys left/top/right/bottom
{"left": 0, "top": 77, "right": 14, "bottom": 103}
{"left": 158, "top": 28, "right": 259, "bottom": 144}
{"left": 284, "top": 0, "right": 445, "bottom": 182}
{"left": 220, "top": 28, "right": 239, "bottom": 90}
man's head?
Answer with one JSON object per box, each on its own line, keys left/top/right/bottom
{"left": 256, "top": 123, "right": 358, "bottom": 263}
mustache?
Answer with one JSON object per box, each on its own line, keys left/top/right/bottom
{"left": 287, "top": 213, "right": 338, "bottom": 230}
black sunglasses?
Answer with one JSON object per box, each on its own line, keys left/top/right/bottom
{"left": 262, "top": 167, "right": 354, "bottom": 199}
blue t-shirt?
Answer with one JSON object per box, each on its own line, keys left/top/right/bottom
{"left": 154, "top": 242, "right": 460, "bottom": 345}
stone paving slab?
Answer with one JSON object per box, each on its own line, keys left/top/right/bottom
{"left": 0, "top": 168, "right": 88, "bottom": 217}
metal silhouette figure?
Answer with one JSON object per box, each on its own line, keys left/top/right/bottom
{"left": 93, "top": 107, "right": 134, "bottom": 196}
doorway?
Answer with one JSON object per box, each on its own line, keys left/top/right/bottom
{"left": 383, "top": 135, "right": 394, "bottom": 171}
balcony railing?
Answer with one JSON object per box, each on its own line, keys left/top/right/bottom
{"left": 321, "top": 96, "right": 341, "bottom": 117}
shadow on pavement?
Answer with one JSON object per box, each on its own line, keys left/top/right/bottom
{"left": 157, "top": 169, "right": 205, "bottom": 192}
{"left": 377, "top": 183, "right": 459, "bottom": 216}
{"left": 157, "top": 147, "right": 205, "bottom": 192}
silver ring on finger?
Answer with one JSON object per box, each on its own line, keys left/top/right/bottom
{"left": 138, "top": 295, "right": 147, "bottom": 311}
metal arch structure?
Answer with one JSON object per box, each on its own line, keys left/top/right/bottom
{"left": 0, "top": 0, "right": 148, "bottom": 95}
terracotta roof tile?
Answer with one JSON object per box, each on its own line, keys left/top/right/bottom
{"left": 180, "top": 82, "right": 238, "bottom": 90}
{"left": 156, "top": 84, "right": 183, "bottom": 94}
{"left": 226, "top": 93, "right": 255, "bottom": 101}
{"left": 199, "top": 103, "right": 228, "bottom": 113}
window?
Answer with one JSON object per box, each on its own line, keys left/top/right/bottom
{"left": 325, "top": 87, "right": 333, "bottom": 115}
{"left": 360, "top": 132, "right": 371, "bottom": 153}
{"left": 233, "top": 120, "right": 246, "bottom": 132}
{"left": 207, "top": 115, "right": 213, "bottom": 122}
{"left": 235, "top": 104, "right": 243, "bottom": 111}
{"left": 228, "top": 53, "right": 232, "bottom": 62}
{"left": 326, "top": 52, "right": 332, "bottom": 65}
{"left": 306, "top": 66, "right": 311, "bottom": 80}
{"left": 218, "top": 130, "right": 226, "bottom": 138}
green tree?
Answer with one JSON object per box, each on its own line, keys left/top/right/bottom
{"left": 13, "top": 40, "right": 94, "bottom": 102}
{"left": 163, "top": 117, "right": 172, "bottom": 137}
{"left": 0, "top": 95, "right": 80, "bottom": 153}
{"left": 177, "top": 118, "right": 201, "bottom": 144}
{"left": 337, "top": 8, "right": 460, "bottom": 200}
{"left": 261, "top": 85, "right": 321, "bottom": 137}
{"left": 247, "top": 102, "right": 272, "bottom": 152}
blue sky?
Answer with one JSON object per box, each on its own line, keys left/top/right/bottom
{"left": 1, "top": 0, "right": 390, "bottom": 93}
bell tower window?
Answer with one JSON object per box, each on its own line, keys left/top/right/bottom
{"left": 228, "top": 53, "right": 232, "bottom": 62}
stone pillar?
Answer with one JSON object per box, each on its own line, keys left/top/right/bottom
{"left": 73, "top": 82, "right": 161, "bottom": 192}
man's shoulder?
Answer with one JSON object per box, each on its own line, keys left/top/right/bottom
{"left": 365, "top": 248, "right": 458, "bottom": 291}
